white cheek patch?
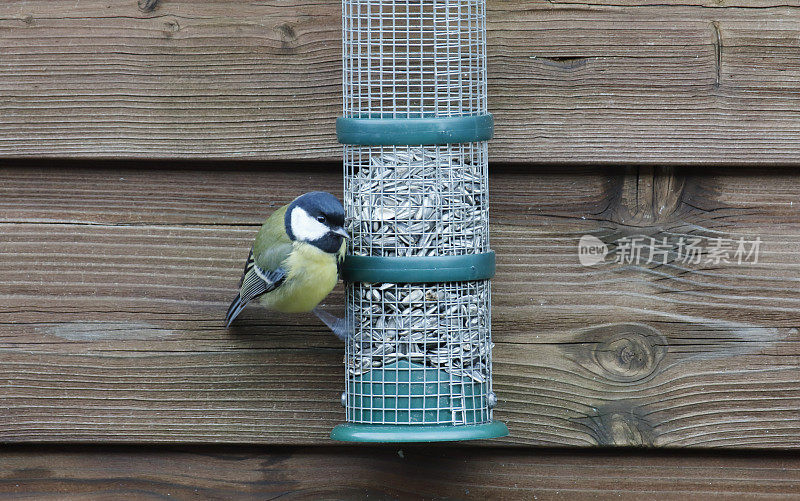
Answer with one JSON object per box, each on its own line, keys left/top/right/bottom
{"left": 290, "top": 207, "right": 329, "bottom": 242}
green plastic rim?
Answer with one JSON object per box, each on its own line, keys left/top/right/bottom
{"left": 342, "top": 252, "right": 495, "bottom": 283}
{"left": 337, "top": 114, "right": 494, "bottom": 146}
{"left": 330, "top": 421, "right": 508, "bottom": 443}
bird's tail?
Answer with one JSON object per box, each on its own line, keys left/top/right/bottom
{"left": 225, "top": 293, "right": 247, "bottom": 328}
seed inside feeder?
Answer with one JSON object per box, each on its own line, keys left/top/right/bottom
{"left": 347, "top": 146, "right": 489, "bottom": 258}
{"left": 345, "top": 146, "right": 491, "bottom": 383}
{"left": 347, "top": 282, "right": 491, "bottom": 383}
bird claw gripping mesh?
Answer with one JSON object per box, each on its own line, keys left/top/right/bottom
{"left": 333, "top": 0, "right": 506, "bottom": 442}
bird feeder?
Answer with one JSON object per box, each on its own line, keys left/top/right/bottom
{"left": 331, "top": 0, "right": 507, "bottom": 442}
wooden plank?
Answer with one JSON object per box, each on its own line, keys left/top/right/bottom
{"left": 2, "top": 446, "right": 800, "bottom": 500}
{"left": 0, "top": 164, "right": 799, "bottom": 446}
{"left": 2, "top": 1, "right": 800, "bottom": 163}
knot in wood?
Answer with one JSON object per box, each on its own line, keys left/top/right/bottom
{"left": 609, "top": 166, "right": 685, "bottom": 226}
{"left": 577, "top": 403, "right": 654, "bottom": 447}
{"left": 564, "top": 323, "right": 667, "bottom": 384}
{"left": 274, "top": 23, "right": 298, "bottom": 50}
{"left": 163, "top": 19, "right": 180, "bottom": 36}
{"left": 138, "top": 0, "right": 159, "bottom": 13}
{"left": 595, "top": 334, "right": 658, "bottom": 381}
{"left": 606, "top": 411, "right": 651, "bottom": 447}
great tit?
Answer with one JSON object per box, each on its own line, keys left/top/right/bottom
{"left": 225, "top": 191, "right": 350, "bottom": 337}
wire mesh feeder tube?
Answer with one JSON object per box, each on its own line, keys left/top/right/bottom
{"left": 331, "top": 0, "right": 506, "bottom": 443}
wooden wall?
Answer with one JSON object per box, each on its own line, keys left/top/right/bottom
{"left": 2, "top": 446, "right": 800, "bottom": 499}
{"left": 3, "top": 0, "right": 800, "bottom": 164}
{"left": 2, "top": 164, "right": 799, "bottom": 449}
{"left": 2, "top": 0, "right": 800, "bottom": 496}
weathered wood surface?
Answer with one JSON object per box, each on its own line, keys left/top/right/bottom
{"left": 3, "top": 1, "right": 800, "bottom": 163}
{"left": 3, "top": 446, "right": 800, "bottom": 500}
{"left": 1, "top": 164, "right": 798, "bottom": 447}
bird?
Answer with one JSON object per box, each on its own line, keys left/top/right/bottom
{"left": 225, "top": 191, "right": 350, "bottom": 339}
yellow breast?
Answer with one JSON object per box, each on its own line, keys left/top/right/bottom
{"left": 259, "top": 242, "right": 339, "bottom": 313}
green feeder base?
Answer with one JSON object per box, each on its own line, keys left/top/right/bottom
{"left": 330, "top": 421, "right": 508, "bottom": 443}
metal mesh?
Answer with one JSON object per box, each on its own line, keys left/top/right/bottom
{"left": 342, "top": 0, "right": 487, "bottom": 118}
{"left": 342, "top": 0, "right": 492, "bottom": 426}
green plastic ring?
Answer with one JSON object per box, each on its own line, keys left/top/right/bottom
{"left": 337, "top": 114, "right": 494, "bottom": 146}
{"left": 330, "top": 422, "right": 509, "bottom": 443}
{"left": 342, "top": 252, "right": 495, "bottom": 283}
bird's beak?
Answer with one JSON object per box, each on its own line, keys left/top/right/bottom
{"left": 332, "top": 226, "right": 350, "bottom": 239}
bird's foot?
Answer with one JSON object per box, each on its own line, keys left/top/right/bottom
{"left": 313, "top": 307, "right": 352, "bottom": 341}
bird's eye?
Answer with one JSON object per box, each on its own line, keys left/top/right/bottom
{"left": 317, "top": 215, "right": 326, "bottom": 223}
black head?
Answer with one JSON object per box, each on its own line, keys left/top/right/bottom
{"left": 284, "top": 191, "right": 348, "bottom": 253}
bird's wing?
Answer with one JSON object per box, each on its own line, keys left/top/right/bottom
{"left": 237, "top": 203, "right": 294, "bottom": 288}
{"left": 226, "top": 204, "right": 294, "bottom": 327}
{"left": 226, "top": 251, "right": 287, "bottom": 328}
{"left": 238, "top": 248, "right": 256, "bottom": 288}
{"left": 239, "top": 259, "right": 286, "bottom": 304}
{"left": 252, "top": 204, "right": 292, "bottom": 268}
{"left": 237, "top": 214, "right": 294, "bottom": 304}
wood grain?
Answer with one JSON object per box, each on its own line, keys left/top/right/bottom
{"left": 1, "top": 164, "right": 799, "bottom": 447}
{"left": 3, "top": 446, "right": 800, "bottom": 500}
{"left": 2, "top": 1, "right": 800, "bottom": 163}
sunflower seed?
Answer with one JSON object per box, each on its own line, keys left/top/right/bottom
{"left": 347, "top": 147, "right": 488, "bottom": 257}
{"left": 344, "top": 146, "right": 492, "bottom": 384}
{"left": 346, "top": 282, "right": 491, "bottom": 383}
